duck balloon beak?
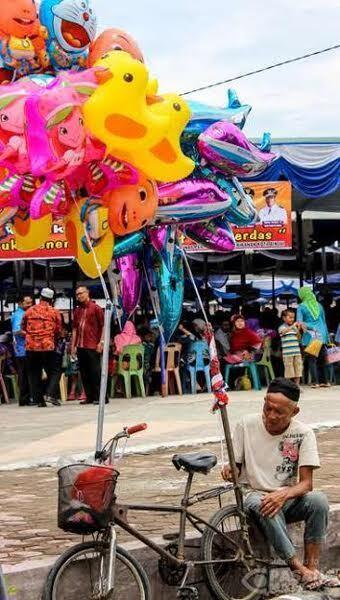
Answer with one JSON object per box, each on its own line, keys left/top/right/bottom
{"left": 94, "top": 68, "right": 113, "bottom": 85}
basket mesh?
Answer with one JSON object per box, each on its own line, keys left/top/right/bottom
{"left": 58, "top": 463, "right": 119, "bottom": 534}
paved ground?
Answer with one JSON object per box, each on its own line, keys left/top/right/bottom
{"left": 1, "top": 386, "right": 340, "bottom": 469}
{"left": 1, "top": 429, "right": 339, "bottom": 569}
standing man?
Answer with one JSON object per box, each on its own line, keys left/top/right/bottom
{"left": 22, "top": 288, "right": 62, "bottom": 408}
{"left": 71, "top": 286, "right": 105, "bottom": 405}
{"left": 11, "top": 294, "right": 33, "bottom": 406}
{"left": 258, "top": 188, "right": 288, "bottom": 226}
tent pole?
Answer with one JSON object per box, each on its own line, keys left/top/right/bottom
{"left": 321, "top": 247, "right": 328, "bottom": 284}
{"left": 296, "top": 212, "right": 304, "bottom": 287}
{"left": 271, "top": 269, "right": 276, "bottom": 309}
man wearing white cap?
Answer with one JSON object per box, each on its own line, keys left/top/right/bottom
{"left": 258, "top": 188, "right": 288, "bottom": 226}
{"left": 22, "top": 288, "right": 62, "bottom": 407}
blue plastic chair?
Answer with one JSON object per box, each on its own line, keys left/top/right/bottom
{"left": 224, "top": 361, "right": 261, "bottom": 391}
{"left": 185, "top": 340, "right": 212, "bottom": 394}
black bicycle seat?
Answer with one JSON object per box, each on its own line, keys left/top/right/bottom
{"left": 172, "top": 452, "right": 217, "bottom": 475}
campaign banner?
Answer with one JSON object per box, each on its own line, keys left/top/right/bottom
{"left": 0, "top": 220, "right": 73, "bottom": 261}
{"left": 182, "top": 181, "right": 292, "bottom": 253}
{"left": 232, "top": 181, "right": 292, "bottom": 250}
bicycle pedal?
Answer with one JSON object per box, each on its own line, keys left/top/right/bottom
{"left": 176, "top": 586, "right": 199, "bottom": 600}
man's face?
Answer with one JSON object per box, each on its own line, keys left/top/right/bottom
{"left": 265, "top": 193, "right": 277, "bottom": 207}
{"left": 262, "top": 393, "right": 299, "bottom": 435}
{"left": 76, "top": 287, "right": 89, "bottom": 304}
{"left": 221, "top": 320, "right": 229, "bottom": 333}
{"left": 22, "top": 297, "right": 33, "bottom": 311}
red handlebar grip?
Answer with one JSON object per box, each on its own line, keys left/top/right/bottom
{"left": 127, "top": 423, "right": 148, "bottom": 435}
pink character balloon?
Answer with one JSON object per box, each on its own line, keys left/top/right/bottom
{"left": 0, "top": 81, "right": 37, "bottom": 210}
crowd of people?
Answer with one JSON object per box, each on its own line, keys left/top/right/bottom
{"left": 0, "top": 285, "right": 339, "bottom": 407}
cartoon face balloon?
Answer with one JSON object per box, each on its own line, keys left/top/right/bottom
{"left": 0, "top": 0, "right": 38, "bottom": 39}
{"left": 40, "top": 0, "right": 97, "bottom": 71}
{"left": 105, "top": 175, "right": 158, "bottom": 236}
{"left": 88, "top": 28, "right": 144, "bottom": 67}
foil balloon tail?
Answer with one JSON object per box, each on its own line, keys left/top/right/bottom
{"left": 113, "top": 231, "right": 145, "bottom": 258}
{"left": 198, "top": 121, "right": 276, "bottom": 178}
{"left": 185, "top": 88, "right": 252, "bottom": 135}
{"left": 185, "top": 216, "right": 235, "bottom": 253}
{"left": 116, "top": 253, "right": 142, "bottom": 320}
{"left": 148, "top": 225, "right": 176, "bottom": 270}
{"left": 153, "top": 247, "right": 184, "bottom": 344}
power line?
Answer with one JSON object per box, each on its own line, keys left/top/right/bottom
{"left": 180, "top": 43, "right": 340, "bottom": 96}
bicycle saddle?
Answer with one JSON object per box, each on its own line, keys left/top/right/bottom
{"left": 172, "top": 452, "right": 217, "bottom": 475}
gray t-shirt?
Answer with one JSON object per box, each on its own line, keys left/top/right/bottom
{"left": 233, "top": 414, "right": 320, "bottom": 492}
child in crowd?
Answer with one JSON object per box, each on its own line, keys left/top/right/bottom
{"left": 278, "top": 310, "right": 303, "bottom": 385}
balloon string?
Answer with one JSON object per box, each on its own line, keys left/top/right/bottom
{"left": 73, "top": 196, "right": 110, "bottom": 303}
{"left": 179, "top": 245, "right": 209, "bottom": 324}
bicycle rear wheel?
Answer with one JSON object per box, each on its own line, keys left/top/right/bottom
{"left": 42, "top": 541, "right": 151, "bottom": 600}
{"left": 201, "top": 505, "right": 271, "bottom": 600}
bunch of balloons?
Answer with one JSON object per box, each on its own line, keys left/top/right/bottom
{"left": 0, "top": 0, "right": 276, "bottom": 340}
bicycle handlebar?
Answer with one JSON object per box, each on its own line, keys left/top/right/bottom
{"left": 127, "top": 423, "right": 148, "bottom": 435}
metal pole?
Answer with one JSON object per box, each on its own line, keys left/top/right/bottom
{"left": 219, "top": 405, "right": 244, "bottom": 511}
{"left": 271, "top": 269, "right": 276, "bottom": 309}
{"left": 321, "top": 247, "right": 328, "bottom": 285}
{"left": 0, "top": 564, "right": 10, "bottom": 600}
{"left": 296, "top": 212, "right": 304, "bottom": 287}
{"left": 203, "top": 254, "right": 209, "bottom": 314}
{"left": 95, "top": 299, "right": 113, "bottom": 457}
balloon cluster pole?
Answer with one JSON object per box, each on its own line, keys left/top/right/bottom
{"left": 0, "top": 563, "right": 9, "bottom": 600}
{"left": 180, "top": 244, "right": 243, "bottom": 510}
{"left": 95, "top": 298, "right": 113, "bottom": 457}
{"left": 219, "top": 404, "right": 243, "bottom": 511}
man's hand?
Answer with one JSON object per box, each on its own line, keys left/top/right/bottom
{"left": 70, "top": 347, "right": 77, "bottom": 359}
{"left": 260, "top": 488, "right": 289, "bottom": 518}
{"left": 96, "top": 341, "right": 104, "bottom": 354}
{"left": 221, "top": 465, "right": 233, "bottom": 482}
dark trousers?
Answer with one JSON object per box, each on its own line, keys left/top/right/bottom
{"left": 26, "top": 351, "right": 61, "bottom": 405}
{"left": 16, "top": 356, "right": 31, "bottom": 406}
{"left": 77, "top": 348, "right": 101, "bottom": 404}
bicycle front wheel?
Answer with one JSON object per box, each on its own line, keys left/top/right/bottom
{"left": 42, "top": 541, "right": 151, "bottom": 600}
{"left": 201, "top": 505, "right": 271, "bottom": 600}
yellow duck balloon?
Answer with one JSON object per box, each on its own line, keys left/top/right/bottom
{"left": 83, "top": 51, "right": 194, "bottom": 182}
{"left": 83, "top": 51, "right": 169, "bottom": 157}
{"left": 141, "top": 92, "right": 194, "bottom": 182}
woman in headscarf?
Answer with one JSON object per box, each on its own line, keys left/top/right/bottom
{"left": 296, "top": 287, "right": 330, "bottom": 387}
{"left": 114, "top": 321, "right": 141, "bottom": 355}
{"left": 225, "top": 314, "right": 262, "bottom": 364}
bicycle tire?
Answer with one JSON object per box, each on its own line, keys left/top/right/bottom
{"left": 201, "top": 505, "right": 271, "bottom": 600}
{"left": 42, "top": 540, "right": 151, "bottom": 600}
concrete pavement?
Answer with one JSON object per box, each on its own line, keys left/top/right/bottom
{"left": 1, "top": 386, "right": 340, "bottom": 470}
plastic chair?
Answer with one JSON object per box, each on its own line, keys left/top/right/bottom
{"left": 0, "top": 355, "right": 9, "bottom": 404}
{"left": 185, "top": 340, "right": 211, "bottom": 394}
{"left": 255, "top": 337, "right": 275, "bottom": 385}
{"left": 5, "top": 373, "right": 20, "bottom": 402}
{"left": 153, "top": 343, "right": 182, "bottom": 396}
{"left": 224, "top": 361, "right": 261, "bottom": 391}
{"left": 113, "top": 344, "right": 146, "bottom": 399}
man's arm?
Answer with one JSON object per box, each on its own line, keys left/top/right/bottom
{"left": 96, "top": 306, "right": 105, "bottom": 353}
{"left": 260, "top": 466, "right": 314, "bottom": 518}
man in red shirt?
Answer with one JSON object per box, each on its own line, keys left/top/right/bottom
{"left": 22, "top": 288, "right": 62, "bottom": 407}
{"left": 71, "top": 286, "right": 105, "bottom": 405}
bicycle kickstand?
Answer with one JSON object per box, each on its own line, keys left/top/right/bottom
{"left": 176, "top": 564, "right": 199, "bottom": 600}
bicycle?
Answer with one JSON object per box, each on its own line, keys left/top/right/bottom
{"left": 42, "top": 421, "right": 280, "bottom": 600}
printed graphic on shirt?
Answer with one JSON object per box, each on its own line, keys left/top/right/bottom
{"left": 275, "top": 434, "right": 304, "bottom": 482}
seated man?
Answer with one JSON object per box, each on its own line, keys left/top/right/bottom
{"left": 222, "top": 377, "right": 338, "bottom": 590}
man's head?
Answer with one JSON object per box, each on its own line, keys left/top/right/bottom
{"left": 263, "top": 187, "right": 278, "bottom": 208}
{"left": 18, "top": 294, "right": 33, "bottom": 311}
{"left": 221, "top": 319, "right": 230, "bottom": 333}
{"left": 282, "top": 309, "right": 295, "bottom": 326}
{"left": 76, "top": 286, "right": 90, "bottom": 305}
{"left": 40, "top": 288, "right": 54, "bottom": 305}
{"left": 263, "top": 378, "right": 300, "bottom": 435}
